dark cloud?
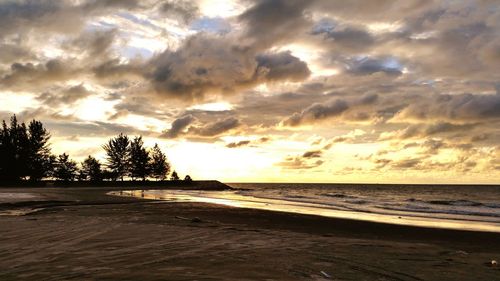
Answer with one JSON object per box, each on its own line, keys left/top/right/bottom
{"left": 282, "top": 99, "right": 349, "bottom": 126}
{"left": 161, "top": 115, "right": 196, "bottom": 139}
{"left": 238, "top": 0, "right": 312, "bottom": 49}
{"left": 226, "top": 137, "right": 270, "bottom": 148}
{"left": 0, "top": 0, "right": 140, "bottom": 38}
{"left": 0, "top": 59, "right": 76, "bottom": 90}
{"left": 226, "top": 140, "right": 251, "bottom": 148}
{"left": 312, "top": 20, "right": 375, "bottom": 52}
{"left": 160, "top": 0, "right": 199, "bottom": 24}
{"left": 189, "top": 117, "right": 240, "bottom": 137}
{"left": 256, "top": 51, "right": 311, "bottom": 81}
{"left": 148, "top": 35, "right": 310, "bottom": 102}
{"left": 346, "top": 57, "right": 403, "bottom": 76}
{"left": 92, "top": 58, "right": 145, "bottom": 80}
{"left": 302, "top": 150, "right": 322, "bottom": 158}
{"left": 162, "top": 115, "right": 241, "bottom": 139}
{"left": 382, "top": 122, "right": 477, "bottom": 140}
{"left": 37, "top": 84, "right": 92, "bottom": 106}
{"left": 68, "top": 29, "right": 118, "bottom": 58}
{"left": 277, "top": 156, "right": 324, "bottom": 170}
{"left": 394, "top": 93, "right": 500, "bottom": 122}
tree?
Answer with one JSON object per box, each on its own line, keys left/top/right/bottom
{"left": 184, "top": 175, "right": 192, "bottom": 182}
{"left": 27, "top": 120, "right": 53, "bottom": 181}
{"left": 0, "top": 115, "right": 30, "bottom": 180}
{"left": 129, "top": 136, "right": 151, "bottom": 181}
{"left": 0, "top": 115, "right": 55, "bottom": 181}
{"left": 102, "top": 133, "right": 130, "bottom": 181}
{"left": 0, "top": 120, "right": 12, "bottom": 180}
{"left": 149, "top": 143, "right": 170, "bottom": 181}
{"left": 170, "top": 171, "right": 179, "bottom": 181}
{"left": 54, "top": 153, "right": 78, "bottom": 182}
{"left": 80, "top": 156, "right": 102, "bottom": 182}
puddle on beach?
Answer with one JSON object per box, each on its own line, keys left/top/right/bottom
{"left": 109, "top": 190, "right": 500, "bottom": 233}
{"left": 0, "top": 208, "right": 44, "bottom": 216}
{"left": 0, "top": 192, "right": 41, "bottom": 203}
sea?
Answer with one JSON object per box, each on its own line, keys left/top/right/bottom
{"left": 111, "top": 183, "right": 500, "bottom": 232}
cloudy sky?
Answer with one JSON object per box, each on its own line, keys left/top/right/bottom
{"left": 1, "top": 0, "right": 499, "bottom": 183}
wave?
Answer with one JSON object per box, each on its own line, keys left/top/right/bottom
{"left": 321, "top": 193, "right": 358, "bottom": 199}
{"left": 407, "top": 198, "right": 500, "bottom": 208}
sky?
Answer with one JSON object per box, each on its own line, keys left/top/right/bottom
{"left": 0, "top": 0, "right": 499, "bottom": 183}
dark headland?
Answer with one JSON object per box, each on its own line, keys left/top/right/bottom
{"left": 0, "top": 183, "right": 499, "bottom": 281}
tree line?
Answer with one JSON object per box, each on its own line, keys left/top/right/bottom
{"left": 0, "top": 115, "right": 191, "bottom": 182}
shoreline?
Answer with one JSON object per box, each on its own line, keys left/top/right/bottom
{"left": 0, "top": 186, "right": 499, "bottom": 280}
{"left": 0, "top": 180, "right": 233, "bottom": 190}
{"left": 1, "top": 186, "right": 500, "bottom": 239}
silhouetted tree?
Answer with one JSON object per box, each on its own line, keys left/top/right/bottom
{"left": 150, "top": 143, "right": 170, "bottom": 181}
{"left": 0, "top": 120, "right": 12, "bottom": 180}
{"left": 103, "top": 133, "right": 130, "bottom": 181}
{"left": 129, "top": 136, "right": 150, "bottom": 181}
{"left": 171, "top": 171, "right": 179, "bottom": 181}
{"left": 101, "top": 169, "right": 117, "bottom": 181}
{"left": 26, "top": 120, "right": 53, "bottom": 181}
{"left": 0, "top": 116, "right": 56, "bottom": 181}
{"left": 184, "top": 175, "right": 192, "bottom": 182}
{"left": 0, "top": 116, "right": 30, "bottom": 180}
{"left": 54, "top": 153, "right": 78, "bottom": 182}
{"left": 80, "top": 156, "right": 102, "bottom": 182}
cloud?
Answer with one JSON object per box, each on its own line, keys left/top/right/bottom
{"left": 0, "top": 0, "right": 141, "bottom": 38}
{"left": 346, "top": 57, "right": 403, "bottom": 76}
{"left": 302, "top": 150, "right": 322, "bottom": 158}
{"left": 393, "top": 93, "right": 500, "bottom": 122}
{"left": 161, "top": 115, "right": 196, "bottom": 138}
{"left": 160, "top": 0, "right": 199, "bottom": 24}
{"left": 0, "top": 44, "right": 34, "bottom": 64}
{"left": 277, "top": 156, "right": 324, "bottom": 170}
{"left": 238, "top": 0, "right": 312, "bottom": 49}
{"left": 148, "top": 34, "right": 310, "bottom": 102}
{"left": 312, "top": 20, "right": 375, "bottom": 52}
{"left": 380, "top": 122, "right": 477, "bottom": 140}
{"left": 282, "top": 99, "right": 349, "bottom": 126}
{"left": 256, "top": 51, "right": 311, "bottom": 81}
{"left": 37, "top": 84, "right": 92, "bottom": 106}
{"left": 68, "top": 29, "right": 118, "bottom": 58}
{"left": 226, "top": 140, "right": 251, "bottom": 148}
{"left": 226, "top": 137, "right": 270, "bottom": 148}
{"left": 189, "top": 117, "right": 240, "bottom": 137}
{"left": 0, "top": 59, "right": 76, "bottom": 90}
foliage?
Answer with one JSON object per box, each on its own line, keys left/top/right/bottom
{"left": 54, "top": 153, "right": 78, "bottom": 181}
{"left": 150, "top": 143, "right": 170, "bottom": 181}
{"left": 171, "top": 171, "right": 180, "bottom": 181}
{"left": 184, "top": 175, "right": 192, "bottom": 182}
{"left": 0, "top": 116, "right": 54, "bottom": 181}
{"left": 27, "top": 120, "right": 53, "bottom": 180}
{"left": 129, "top": 136, "right": 151, "bottom": 180}
{"left": 80, "top": 155, "right": 103, "bottom": 182}
{"left": 102, "top": 133, "right": 130, "bottom": 181}
{"left": 0, "top": 115, "right": 184, "bottom": 183}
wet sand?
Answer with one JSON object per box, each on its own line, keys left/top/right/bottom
{"left": 0, "top": 187, "right": 499, "bottom": 280}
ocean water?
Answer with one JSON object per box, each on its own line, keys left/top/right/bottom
{"left": 110, "top": 183, "right": 500, "bottom": 232}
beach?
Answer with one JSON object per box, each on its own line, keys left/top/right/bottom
{"left": 0, "top": 186, "right": 499, "bottom": 280}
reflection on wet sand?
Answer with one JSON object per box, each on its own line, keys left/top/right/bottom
{"left": 109, "top": 190, "right": 500, "bottom": 233}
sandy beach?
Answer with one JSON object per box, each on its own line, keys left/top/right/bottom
{"left": 0, "top": 187, "right": 499, "bottom": 281}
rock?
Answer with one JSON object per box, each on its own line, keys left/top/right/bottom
{"left": 191, "top": 217, "right": 202, "bottom": 223}
{"left": 320, "top": 270, "right": 331, "bottom": 279}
